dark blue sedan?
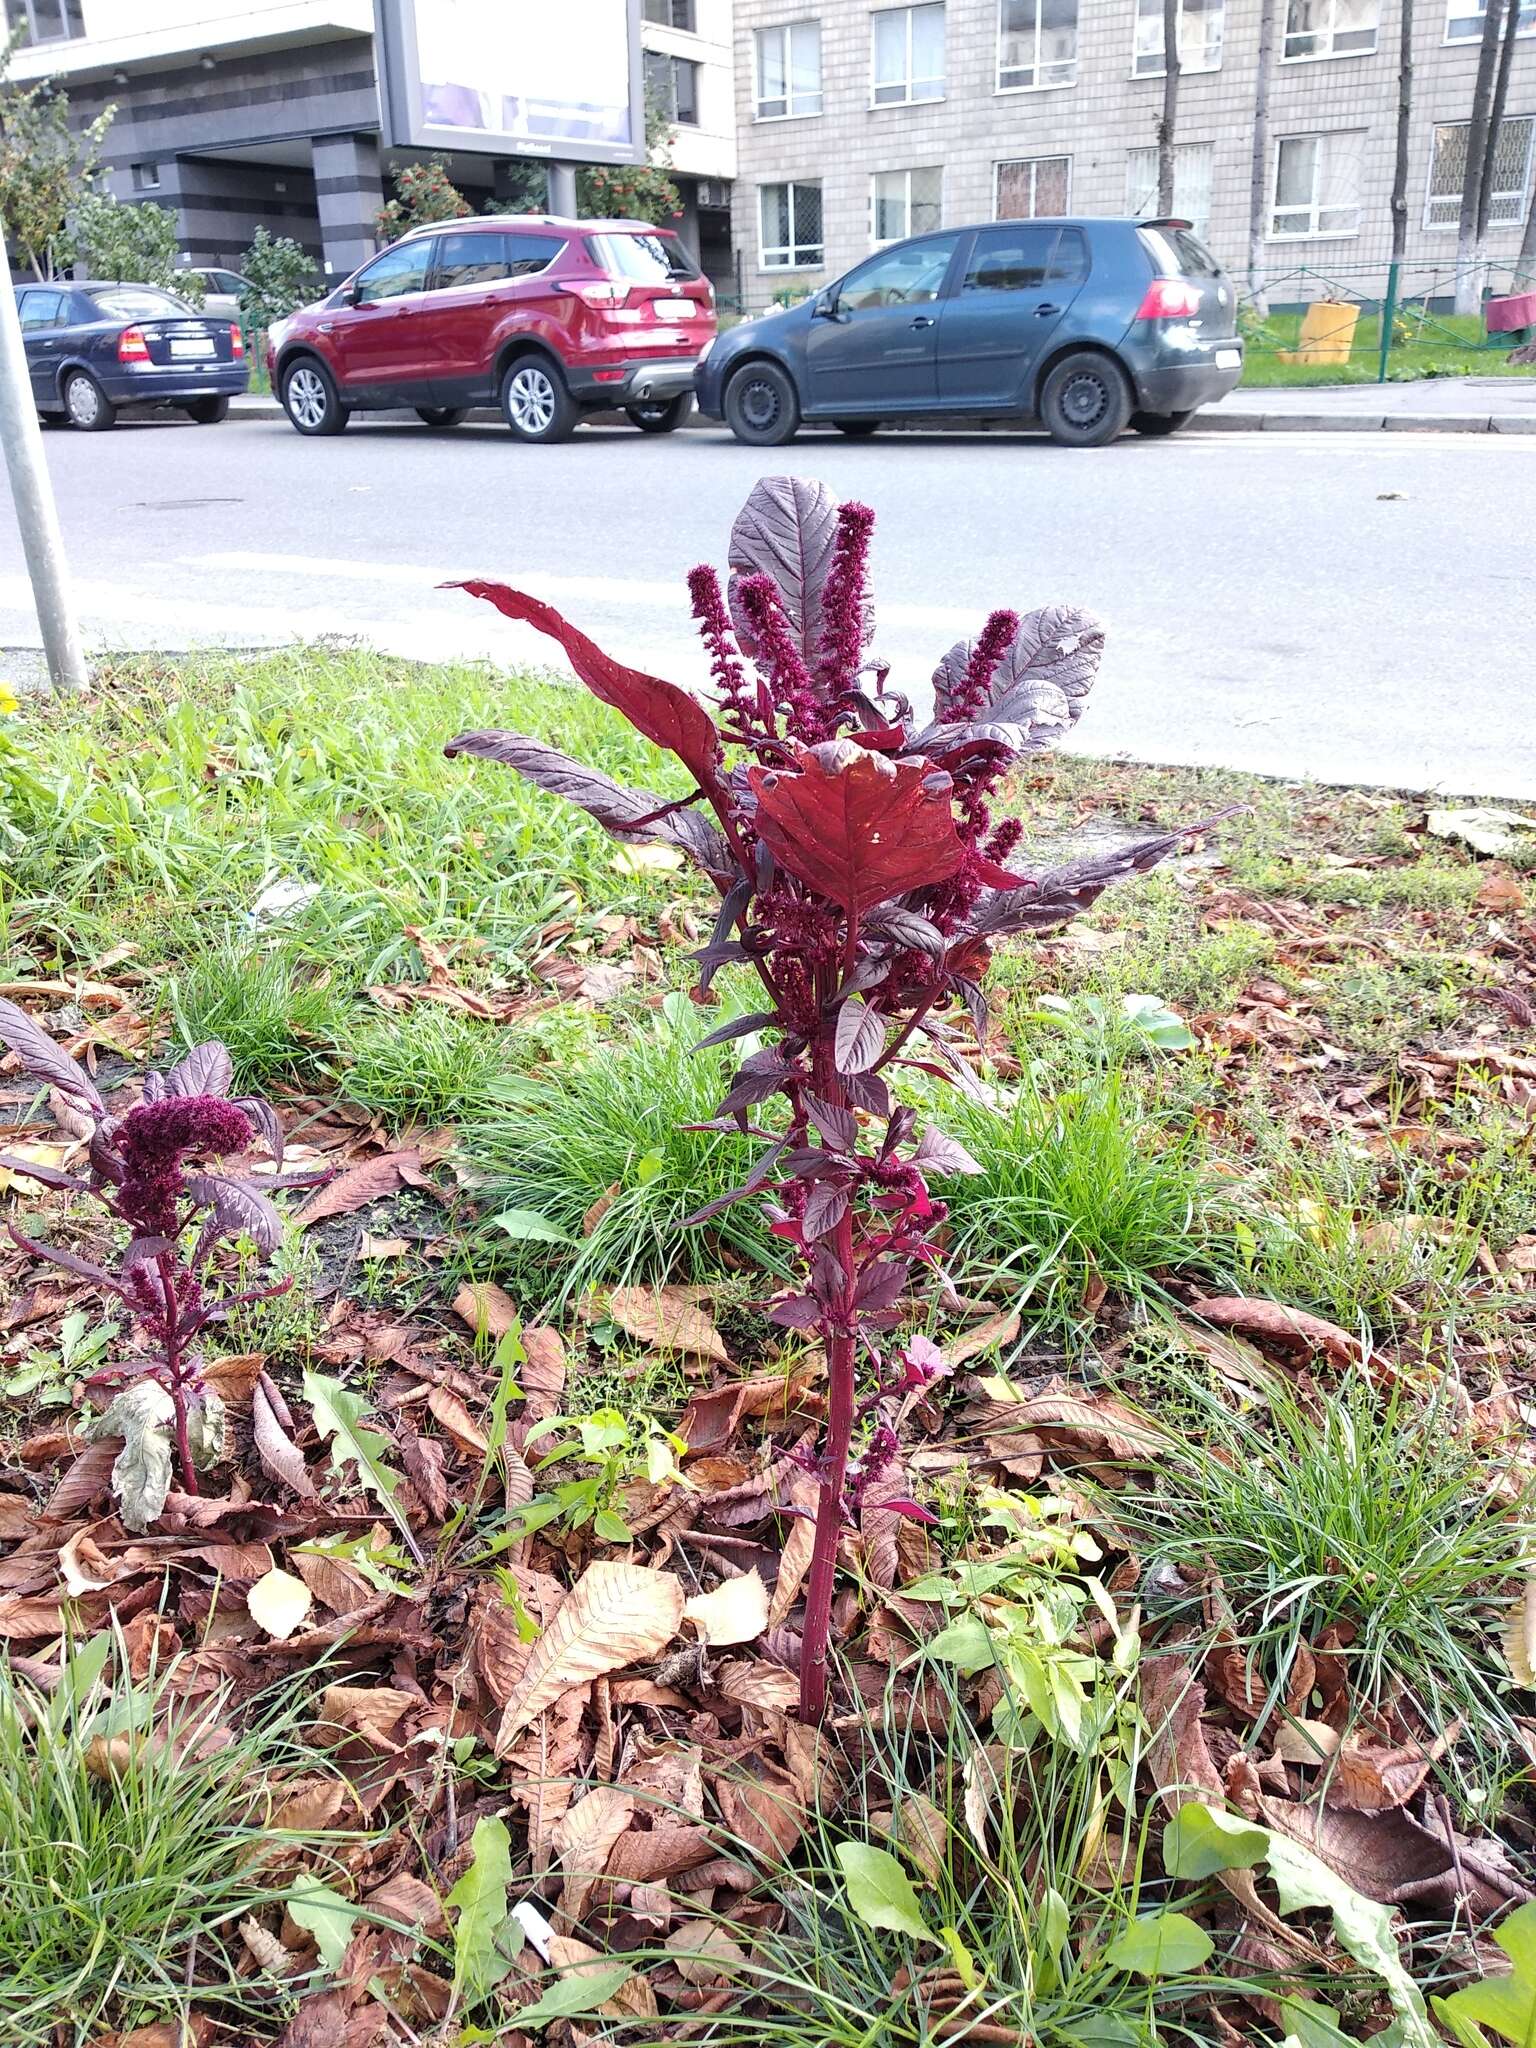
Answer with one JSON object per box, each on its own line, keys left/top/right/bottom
{"left": 695, "top": 217, "right": 1243, "bottom": 449}
{"left": 17, "top": 282, "right": 248, "bottom": 430}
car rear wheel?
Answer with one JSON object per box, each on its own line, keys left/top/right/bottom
{"left": 64, "top": 371, "right": 115, "bottom": 432}
{"left": 1039, "top": 352, "right": 1132, "bottom": 449}
{"left": 282, "top": 358, "right": 348, "bottom": 436}
{"left": 183, "top": 396, "right": 230, "bottom": 424}
{"left": 416, "top": 406, "right": 469, "bottom": 428}
{"left": 626, "top": 394, "right": 691, "bottom": 434}
{"left": 834, "top": 420, "right": 880, "bottom": 437}
{"left": 724, "top": 361, "right": 800, "bottom": 447}
{"left": 1130, "top": 409, "right": 1194, "bottom": 437}
{"left": 501, "top": 358, "right": 577, "bottom": 443}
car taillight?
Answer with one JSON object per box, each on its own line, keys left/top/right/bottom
{"left": 1136, "top": 278, "right": 1203, "bottom": 319}
{"left": 564, "top": 280, "right": 631, "bottom": 310}
{"left": 117, "top": 326, "right": 150, "bottom": 362}
{"left": 230, "top": 326, "right": 245, "bottom": 358}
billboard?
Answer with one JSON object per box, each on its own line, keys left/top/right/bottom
{"left": 376, "top": 0, "right": 643, "bottom": 167}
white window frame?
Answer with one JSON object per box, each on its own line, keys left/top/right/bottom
{"left": 1132, "top": 0, "right": 1225, "bottom": 76}
{"left": 753, "top": 21, "right": 824, "bottom": 121}
{"left": 1124, "top": 140, "right": 1214, "bottom": 233}
{"left": 758, "top": 180, "right": 825, "bottom": 270}
{"left": 871, "top": 2, "right": 946, "bottom": 107}
{"left": 995, "top": 0, "right": 1079, "bottom": 91}
{"left": 993, "top": 155, "right": 1072, "bottom": 219}
{"left": 870, "top": 166, "right": 944, "bottom": 245}
{"left": 1422, "top": 114, "right": 1536, "bottom": 228}
{"left": 1268, "top": 130, "right": 1366, "bottom": 240}
{"left": 1282, "top": 0, "right": 1380, "bottom": 59}
{"left": 1444, "top": 0, "right": 1535, "bottom": 43}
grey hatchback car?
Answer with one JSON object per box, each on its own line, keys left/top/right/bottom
{"left": 695, "top": 217, "right": 1242, "bottom": 448}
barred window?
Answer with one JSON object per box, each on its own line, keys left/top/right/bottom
{"left": 995, "top": 155, "right": 1071, "bottom": 218}
{"left": 1270, "top": 131, "right": 1365, "bottom": 238}
{"left": 1125, "top": 142, "right": 1214, "bottom": 232}
{"left": 871, "top": 167, "right": 944, "bottom": 244}
{"left": 760, "top": 181, "right": 824, "bottom": 267}
{"left": 1424, "top": 117, "right": 1535, "bottom": 228}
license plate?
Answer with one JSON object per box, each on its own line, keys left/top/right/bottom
{"left": 654, "top": 297, "right": 695, "bottom": 318}
{"left": 1215, "top": 347, "right": 1242, "bottom": 369}
{"left": 170, "top": 336, "right": 216, "bottom": 358}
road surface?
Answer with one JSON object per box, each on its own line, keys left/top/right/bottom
{"left": 1, "top": 413, "right": 1531, "bottom": 796}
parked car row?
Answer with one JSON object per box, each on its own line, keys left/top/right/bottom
{"left": 15, "top": 213, "right": 1242, "bottom": 445}
{"left": 266, "top": 212, "right": 1242, "bottom": 449}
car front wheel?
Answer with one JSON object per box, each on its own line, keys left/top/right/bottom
{"left": 416, "top": 406, "right": 469, "bottom": 428}
{"left": 183, "top": 396, "right": 230, "bottom": 424}
{"left": 626, "top": 394, "right": 691, "bottom": 434}
{"left": 282, "top": 358, "right": 348, "bottom": 436}
{"left": 1038, "top": 352, "right": 1132, "bottom": 449}
{"left": 501, "top": 358, "right": 577, "bottom": 443}
{"left": 1130, "top": 409, "right": 1194, "bottom": 437}
{"left": 723, "top": 361, "right": 800, "bottom": 447}
{"left": 64, "top": 371, "right": 115, "bottom": 432}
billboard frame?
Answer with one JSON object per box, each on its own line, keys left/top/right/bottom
{"left": 375, "top": 0, "right": 645, "bottom": 170}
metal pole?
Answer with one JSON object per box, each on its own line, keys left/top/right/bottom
{"left": 1378, "top": 258, "right": 1400, "bottom": 383}
{"left": 547, "top": 163, "right": 578, "bottom": 217}
{"left": 0, "top": 227, "right": 87, "bottom": 696}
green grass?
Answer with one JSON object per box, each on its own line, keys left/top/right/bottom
{"left": 934, "top": 1066, "right": 1240, "bottom": 1340}
{"left": 1107, "top": 1362, "right": 1534, "bottom": 1788}
{"left": 339, "top": 1004, "right": 523, "bottom": 1132}
{"left": 170, "top": 936, "right": 353, "bottom": 1093}
{"left": 0, "top": 1635, "right": 343, "bottom": 2047}
{"left": 1240, "top": 306, "right": 1535, "bottom": 387}
{"left": 459, "top": 993, "right": 789, "bottom": 1306}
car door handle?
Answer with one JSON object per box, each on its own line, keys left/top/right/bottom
{"left": 1034, "top": 303, "right": 1062, "bottom": 316}
{"left": 910, "top": 315, "right": 936, "bottom": 329}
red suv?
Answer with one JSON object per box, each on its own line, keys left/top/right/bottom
{"left": 267, "top": 215, "right": 715, "bottom": 444}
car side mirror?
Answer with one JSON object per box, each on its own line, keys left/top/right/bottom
{"left": 346, "top": 282, "right": 366, "bottom": 307}
{"left": 812, "top": 288, "right": 839, "bottom": 320}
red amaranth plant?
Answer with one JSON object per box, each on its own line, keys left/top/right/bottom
{"left": 445, "top": 476, "right": 1229, "bottom": 1721}
{"left": 0, "top": 1010, "right": 304, "bottom": 1501}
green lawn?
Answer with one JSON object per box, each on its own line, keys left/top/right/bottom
{"left": 1241, "top": 304, "right": 1535, "bottom": 386}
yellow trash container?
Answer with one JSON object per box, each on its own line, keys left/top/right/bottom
{"left": 1281, "top": 299, "right": 1362, "bottom": 365}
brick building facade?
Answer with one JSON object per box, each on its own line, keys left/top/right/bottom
{"left": 728, "top": 0, "right": 1536, "bottom": 309}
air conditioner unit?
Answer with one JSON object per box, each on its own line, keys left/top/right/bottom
{"left": 696, "top": 180, "right": 730, "bottom": 208}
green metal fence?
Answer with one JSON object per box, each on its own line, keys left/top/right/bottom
{"left": 1239, "top": 259, "right": 1536, "bottom": 386}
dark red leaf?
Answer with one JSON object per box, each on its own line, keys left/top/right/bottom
{"left": 0, "top": 998, "right": 104, "bottom": 1120}
{"left": 748, "top": 743, "right": 965, "bottom": 914}
{"left": 834, "top": 999, "right": 885, "bottom": 1075}
{"left": 726, "top": 475, "right": 841, "bottom": 666}
{"left": 447, "top": 581, "right": 724, "bottom": 796}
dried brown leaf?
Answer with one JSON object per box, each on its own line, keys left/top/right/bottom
{"left": 684, "top": 1569, "right": 768, "bottom": 1647}
{"left": 496, "top": 1560, "right": 683, "bottom": 1751}
{"left": 1187, "top": 1296, "right": 1361, "bottom": 1370}
{"left": 608, "top": 1285, "right": 729, "bottom": 1363}
{"left": 296, "top": 1151, "right": 420, "bottom": 1228}
{"left": 554, "top": 1784, "right": 636, "bottom": 1921}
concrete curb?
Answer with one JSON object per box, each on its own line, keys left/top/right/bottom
{"left": 229, "top": 396, "right": 1535, "bottom": 436}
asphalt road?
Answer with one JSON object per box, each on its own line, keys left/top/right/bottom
{"left": 2, "top": 411, "right": 1532, "bottom": 797}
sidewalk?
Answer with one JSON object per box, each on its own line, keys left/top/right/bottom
{"left": 230, "top": 374, "right": 1536, "bottom": 435}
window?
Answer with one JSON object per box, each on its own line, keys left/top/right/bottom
{"left": 2, "top": 0, "right": 83, "bottom": 44}
{"left": 995, "top": 155, "right": 1071, "bottom": 217}
{"left": 1446, "top": 0, "right": 1535, "bottom": 40}
{"left": 589, "top": 230, "right": 702, "bottom": 281}
{"left": 1133, "top": 0, "right": 1224, "bottom": 74}
{"left": 997, "top": 0, "right": 1078, "bottom": 88}
{"left": 1284, "top": 0, "right": 1378, "bottom": 59}
{"left": 433, "top": 230, "right": 561, "bottom": 289}
{"left": 352, "top": 242, "right": 433, "bottom": 303}
{"left": 871, "top": 167, "right": 943, "bottom": 244}
{"left": 755, "top": 21, "right": 823, "bottom": 118}
{"left": 643, "top": 0, "right": 695, "bottom": 25}
{"left": 872, "top": 3, "right": 945, "bottom": 104}
{"left": 1424, "top": 116, "right": 1535, "bottom": 226}
{"left": 644, "top": 49, "right": 700, "bottom": 123}
{"left": 89, "top": 286, "right": 193, "bottom": 317}
{"left": 1140, "top": 222, "right": 1223, "bottom": 274}
{"left": 17, "top": 288, "right": 63, "bottom": 330}
{"left": 760, "top": 181, "right": 824, "bottom": 267}
{"left": 1124, "top": 140, "right": 1215, "bottom": 232}
{"left": 837, "top": 233, "right": 959, "bottom": 310}
{"left": 1270, "top": 131, "right": 1365, "bottom": 237}
{"left": 131, "top": 163, "right": 162, "bottom": 193}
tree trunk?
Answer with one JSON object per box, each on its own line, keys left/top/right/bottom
{"left": 1390, "top": 0, "right": 1414, "bottom": 262}
{"left": 1455, "top": 0, "right": 1505, "bottom": 313}
{"left": 1157, "top": 0, "right": 1181, "bottom": 215}
{"left": 1475, "top": 0, "right": 1520, "bottom": 245}
{"left": 1248, "top": 0, "right": 1277, "bottom": 315}
{"left": 1519, "top": 163, "right": 1536, "bottom": 282}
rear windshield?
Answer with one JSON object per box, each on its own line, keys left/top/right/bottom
{"left": 1138, "top": 226, "right": 1223, "bottom": 279}
{"left": 89, "top": 286, "right": 194, "bottom": 318}
{"left": 586, "top": 231, "right": 701, "bottom": 284}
